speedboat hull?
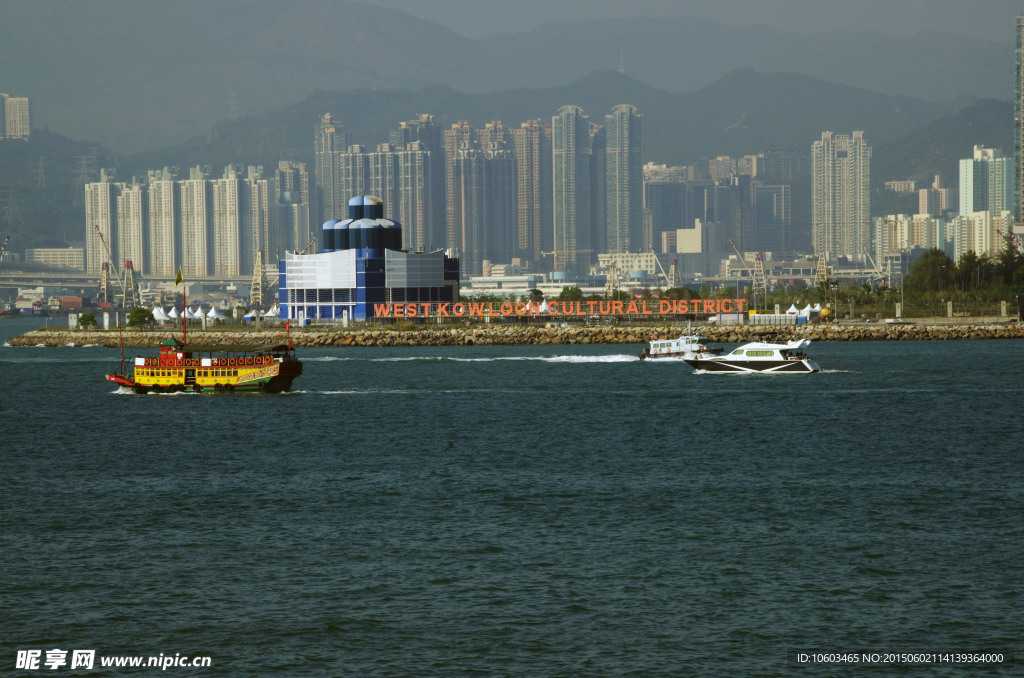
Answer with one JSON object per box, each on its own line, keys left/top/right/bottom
{"left": 684, "top": 357, "right": 821, "bottom": 373}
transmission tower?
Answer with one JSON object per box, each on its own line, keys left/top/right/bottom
{"left": 72, "top": 155, "right": 98, "bottom": 207}
{"left": 35, "top": 156, "right": 47, "bottom": 189}
{"left": 3, "top": 187, "right": 25, "bottom": 228}
{"left": 228, "top": 89, "right": 240, "bottom": 121}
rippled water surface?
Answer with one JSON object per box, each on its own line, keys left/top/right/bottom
{"left": 2, "top": 318, "right": 1021, "bottom": 676}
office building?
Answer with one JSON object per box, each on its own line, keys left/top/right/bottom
{"left": 605, "top": 104, "right": 643, "bottom": 253}
{"left": 511, "top": 120, "right": 553, "bottom": 265}
{"left": 959, "top": 146, "right": 1012, "bottom": 216}
{"left": 147, "top": 168, "right": 179, "bottom": 277}
{"left": 751, "top": 183, "right": 791, "bottom": 254}
{"left": 84, "top": 170, "right": 124, "bottom": 273}
{"left": 273, "top": 161, "right": 311, "bottom": 257}
{"left": 25, "top": 248, "right": 85, "bottom": 270}
{"left": 116, "top": 182, "right": 147, "bottom": 273}
{"left": 811, "top": 131, "right": 871, "bottom": 260}
{"left": 314, "top": 114, "right": 352, "bottom": 225}
{"left": 179, "top": 166, "right": 212, "bottom": 277}
{"left": 552, "top": 106, "right": 592, "bottom": 272}
{"left": 0, "top": 93, "right": 30, "bottom": 139}
{"left": 918, "top": 175, "right": 957, "bottom": 217}
{"left": 391, "top": 114, "right": 445, "bottom": 247}
{"left": 397, "top": 141, "right": 434, "bottom": 252}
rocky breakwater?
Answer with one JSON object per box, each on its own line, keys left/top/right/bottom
{"left": 8, "top": 321, "right": 1024, "bottom": 349}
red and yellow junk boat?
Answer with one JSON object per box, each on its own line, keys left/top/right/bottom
{"left": 107, "top": 338, "right": 302, "bottom": 394}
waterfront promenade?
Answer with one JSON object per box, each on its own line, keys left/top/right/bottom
{"left": 8, "top": 318, "right": 1024, "bottom": 348}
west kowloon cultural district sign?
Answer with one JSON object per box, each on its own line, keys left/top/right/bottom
{"left": 373, "top": 299, "right": 748, "bottom": 318}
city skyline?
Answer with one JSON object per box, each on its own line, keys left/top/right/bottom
{"left": 9, "top": 7, "right": 1024, "bottom": 290}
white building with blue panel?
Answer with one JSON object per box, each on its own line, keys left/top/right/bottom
{"left": 279, "top": 196, "right": 459, "bottom": 321}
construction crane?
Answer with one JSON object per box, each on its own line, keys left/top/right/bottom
{"left": 752, "top": 253, "right": 768, "bottom": 303}
{"left": 122, "top": 260, "right": 140, "bottom": 308}
{"left": 727, "top": 238, "right": 755, "bottom": 280}
{"left": 816, "top": 251, "right": 831, "bottom": 287}
{"left": 644, "top": 242, "right": 674, "bottom": 292}
{"left": 251, "top": 249, "right": 268, "bottom": 308}
{"left": 298, "top": 237, "right": 318, "bottom": 255}
{"left": 0, "top": 235, "right": 8, "bottom": 268}
{"left": 604, "top": 249, "right": 643, "bottom": 298}
{"left": 541, "top": 248, "right": 593, "bottom": 273}
{"left": 863, "top": 248, "right": 888, "bottom": 286}
{"left": 94, "top": 226, "right": 130, "bottom": 307}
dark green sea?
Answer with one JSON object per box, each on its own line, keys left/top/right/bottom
{"left": 2, "top": 317, "right": 1021, "bottom": 676}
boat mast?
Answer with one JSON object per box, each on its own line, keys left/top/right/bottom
{"left": 117, "top": 316, "right": 125, "bottom": 376}
{"left": 175, "top": 266, "right": 186, "bottom": 347}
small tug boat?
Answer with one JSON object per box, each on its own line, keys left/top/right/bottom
{"left": 684, "top": 337, "right": 820, "bottom": 373}
{"left": 106, "top": 337, "right": 302, "bottom": 394}
{"left": 639, "top": 333, "right": 723, "bottom": 361}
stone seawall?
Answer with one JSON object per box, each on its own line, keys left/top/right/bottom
{"left": 9, "top": 321, "right": 1024, "bottom": 349}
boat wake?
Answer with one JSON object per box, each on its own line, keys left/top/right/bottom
{"left": 308, "top": 354, "right": 640, "bottom": 364}
{"left": 451, "top": 355, "right": 639, "bottom": 363}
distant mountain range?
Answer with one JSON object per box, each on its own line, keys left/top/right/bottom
{"left": 121, "top": 69, "right": 965, "bottom": 176}
{"left": 0, "top": 0, "right": 1011, "bottom": 153}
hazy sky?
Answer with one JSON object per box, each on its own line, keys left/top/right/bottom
{"left": 368, "top": 0, "right": 1023, "bottom": 41}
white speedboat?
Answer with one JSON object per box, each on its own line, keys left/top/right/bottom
{"left": 684, "top": 337, "right": 821, "bottom": 373}
{"left": 639, "top": 334, "right": 723, "bottom": 361}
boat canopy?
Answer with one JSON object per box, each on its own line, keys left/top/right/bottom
{"left": 172, "top": 343, "right": 292, "bottom": 355}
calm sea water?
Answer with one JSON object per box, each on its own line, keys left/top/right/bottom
{"left": 2, "top": 317, "right": 1021, "bottom": 676}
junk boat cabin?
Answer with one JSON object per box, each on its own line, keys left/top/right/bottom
{"left": 107, "top": 338, "right": 302, "bottom": 394}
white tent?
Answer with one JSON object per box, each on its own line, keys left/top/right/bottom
{"left": 152, "top": 307, "right": 170, "bottom": 321}
{"left": 265, "top": 305, "right": 281, "bottom": 318}
{"left": 207, "top": 306, "right": 227, "bottom": 319}
{"left": 184, "top": 307, "right": 201, "bottom": 320}
{"left": 242, "top": 310, "right": 258, "bottom": 319}
{"left": 167, "top": 307, "right": 180, "bottom": 319}
{"left": 800, "top": 304, "right": 814, "bottom": 317}
{"left": 811, "top": 303, "right": 823, "bottom": 312}
{"left": 786, "top": 304, "right": 799, "bottom": 315}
